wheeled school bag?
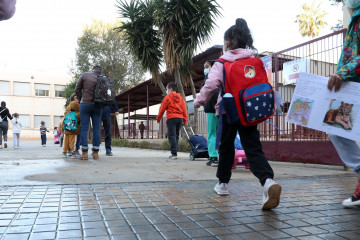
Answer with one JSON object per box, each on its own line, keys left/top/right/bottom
{"left": 218, "top": 58, "right": 275, "bottom": 126}
{"left": 183, "top": 126, "right": 209, "bottom": 161}
{"left": 63, "top": 111, "right": 78, "bottom": 131}
{"left": 93, "top": 75, "right": 116, "bottom": 104}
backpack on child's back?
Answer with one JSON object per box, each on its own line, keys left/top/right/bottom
{"left": 218, "top": 57, "right": 275, "bottom": 126}
{"left": 63, "top": 111, "right": 78, "bottom": 131}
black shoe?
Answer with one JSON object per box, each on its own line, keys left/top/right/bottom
{"left": 206, "top": 157, "right": 219, "bottom": 166}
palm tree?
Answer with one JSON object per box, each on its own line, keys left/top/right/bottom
{"left": 296, "top": 0, "right": 327, "bottom": 55}
{"left": 116, "top": 0, "right": 166, "bottom": 94}
{"left": 116, "top": 0, "right": 221, "bottom": 132}
{"left": 156, "top": 0, "right": 221, "bottom": 100}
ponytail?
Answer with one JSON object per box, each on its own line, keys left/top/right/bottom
{"left": 224, "top": 18, "right": 256, "bottom": 51}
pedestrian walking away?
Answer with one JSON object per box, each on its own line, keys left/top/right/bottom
{"left": 0, "top": 101, "right": 13, "bottom": 149}
{"left": 75, "top": 65, "right": 103, "bottom": 160}
{"left": 11, "top": 113, "right": 22, "bottom": 149}
{"left": 62, "top": 94, "right": 81, "bottom": 159}
{"left": 139, "top": 121, "right": 145, "bottom": 139}
{"left": 40, "top": 121, "right": 49, "bottom": 146}
{"left": 203, "top": 60, "right": 220, "bottom": 167}
{"left": 101, "top": 100, "right": 119, "bottom": 156}
{"left": 157, "top": 82, "right": 188, "bottom": 160}
{"left": 327, "top": 0, "right": 360, "bottom": 207}
{"left": 194, "top": 18, "right": 281, "bottom": 210}
{"left": 58, "top": 115, "right": 64, "bottom": 147}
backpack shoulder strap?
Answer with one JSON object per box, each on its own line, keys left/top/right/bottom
{"left": 214, "top": 59, "right": 226, "bottom": 96}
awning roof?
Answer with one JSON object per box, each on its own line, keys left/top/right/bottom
{"left": 115, "top": 45, "right": 223, "bottom": 114}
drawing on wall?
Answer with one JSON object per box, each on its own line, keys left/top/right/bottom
{"left": 323, "top": 99, "right": 358, "bottom": 131}
{"left": 287, "top": 97, "right": 314, "bottom": 126}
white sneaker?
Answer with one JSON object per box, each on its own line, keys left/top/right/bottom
{"left": 214, "top": 182, "right": 229, "bottom": 196}
{"left": 262, "top": 179, "right": 281, "bottom": 210}
{"left": 0, "top": 145, "right": 3, "bottom": 149}
{"left": 169, "top": 154, "right": 177, "bottom": 159}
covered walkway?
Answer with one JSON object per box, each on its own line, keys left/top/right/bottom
{"left": 114, "top": 46, "right": 223, "bottom": 138}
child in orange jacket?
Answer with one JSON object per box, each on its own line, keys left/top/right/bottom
{"left": 157, "top": 82, "right": 188, "bottom": 159}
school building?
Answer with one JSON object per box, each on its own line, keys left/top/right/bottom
{"left": 0, "top": 67, "right": 70, "bottom": 139}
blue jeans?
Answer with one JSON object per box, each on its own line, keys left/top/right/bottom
{"left": 329, "top": 134, "right": 360, "bottom": 178}
{"left": 166, "top": 118, "right": 183, "bottom": 156}
{"left": 80, "top": 103, "right": 103, "bottom": 151}
{"left": 41, "top": 134, "right": 46, "bottom": 145}
{"left": 102, "top": 105, "right": 112, "bottom": 152}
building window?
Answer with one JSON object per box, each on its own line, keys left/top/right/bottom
{"left": 13, "top": 82, "right": 31, "bottom": 96}
{"left": 0, "top": 81, "right": 10, "bottom": 95}
{"left": 18, "top": 115, "right": 30, "bottom": 129}
{"left": 54, "top": 85, "right": 65, "bottom": 98}
{"left": 34, "top": 115, "right": 50, "bottom": 129}
{"left": 54, "top": 115, "right": 63, "bottom": 129}
{"left": 35, "top": 83, "right": 50, "bottom": 97}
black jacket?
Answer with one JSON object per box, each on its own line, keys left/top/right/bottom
{"left": 203, "top": 69, "right": 219, "bottom": 113}
{"left": 0, "top": 107, "right": 12, "bottom": 122}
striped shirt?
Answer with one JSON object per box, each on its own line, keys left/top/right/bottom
{"left": 40, "top": 125, "right": 47, "bottom": 135}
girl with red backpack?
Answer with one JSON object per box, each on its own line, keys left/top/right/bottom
{"left": 194, "top": 18, "right": 281, "bottom": 210}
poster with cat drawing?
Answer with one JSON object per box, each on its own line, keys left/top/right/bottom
{"left": 286, "top": 72, "right": 360, "bottom": 142}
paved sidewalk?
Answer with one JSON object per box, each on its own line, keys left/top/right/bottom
{"left": 1, "top": 176, "right": 360, "bottom": 240}
{"left": 1, "top": 140, "right": 360, "bottom": 239}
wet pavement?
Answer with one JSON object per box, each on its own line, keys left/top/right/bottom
{"left": 1, "top": 140, "right": 360, "bottom": 239}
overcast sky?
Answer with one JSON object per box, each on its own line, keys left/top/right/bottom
{"left": 0, "top": 0, "right": 342, "bottom": 77}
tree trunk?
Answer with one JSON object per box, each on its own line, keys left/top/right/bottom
{"left": 158, "top": 80, "right": 167, "bottom": 95}
{"left": 189, "top": 77, "right": 198, "bottom": 134}
{"left": 174, "top": 68, "right": 186, "bottom": 99}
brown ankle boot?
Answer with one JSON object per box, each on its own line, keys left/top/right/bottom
{"left": 80, "top": 151, "right": 88, "bottom": 160}
{"left": 92, "top": 151, "right": 99, "bottom": 160}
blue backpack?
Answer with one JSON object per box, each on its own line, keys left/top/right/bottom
{"left": 63, "top": 111, "right": 78, "bottom": 131}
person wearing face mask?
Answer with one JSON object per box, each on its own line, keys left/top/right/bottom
{"left": 327, "top": 0, "right": 360, "bottom": 207}
{"left": 203, "top": 61, "right": 220, "bottom": 167}
{"left": 157, "top": 82, "right": 188, "bottom": 159}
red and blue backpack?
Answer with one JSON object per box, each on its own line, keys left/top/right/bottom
{"left": 217, "top": 57, "right": 275, "bottom": 126}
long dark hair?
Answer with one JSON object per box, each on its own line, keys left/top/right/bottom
{"left": 224, "top": 18, "right": 256, "bottom": 51}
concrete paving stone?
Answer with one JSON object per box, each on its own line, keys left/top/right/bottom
{"left": 29, "top": 231, "right": 56, "bottom": 240}
{"left": 83, "top": 227, "right": 109, "bottom": 237}
{"left": 57, "top": 229, "right": 83, "bottom": 238}
{"left": 131, "top": 224, "right": 157, "bottom": 233}
{"left": 2, "top": 233, "right": 30, "bottom": 240}
{"left": 32, "top": 224, "right": 57, "bottom": 232}
{"left": 82, "top": 221, "right": 106, "bottom": 229}
{"left": 280, "top": 227, "right": 311, "bottom": 237}
{"left": 317, "top": 233, "right": 348, "bottom": 240}
{"left": 205, "top": 226, "right": 233, "bottom": 236}
{"left": 57, "top": 222, "right": 82, "bottom": 231}
{"left": 236, "top": 231, "right": 268, "bottom": 240}
{"left": 335, "top": 231, "right": 360, "bottom": 239}
{"left": 111, "top": 233, "right": 137, "bottom": 240}
{"left": 296, "top": 236, "right": 323, "bottom": 240}
{"left": 137, "top": 231, "right": 165, "bottom": 240}
{"left": 6, "top": 225, "right": 33, "bottom": 233}
{"left": 0, "top": 220, "right": 11, "bottom": 227}
{"left": 10, "top": 218, "right": 36, "bottom": 226}
{"left": 160, "top": 230, "right": 189, "bottom": 239}
{"left": 154, "top": 223, "right": 179, "bottom": 232}
{"left": 107, "top": 225, "right": 133, "bottom": 235}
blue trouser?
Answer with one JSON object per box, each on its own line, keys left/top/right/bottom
{"left": 75, "top": 133, "right": 80, "bottom": 151}
{"left": 166, "top": 118, "right": 183, "bottom": 156}
{"left": 41, "top": 134, "right": 46, "bottom": 145}
{"left": 329, "top": 134, "right": 360, "bottom": 178}
{"left": 80, "top": 103, "right": 103, "bottom": 151}
{"left": 206, "top": 113, "right": 219, "bottom": 158}
{"left": 102, "top": 105, "right": 112, "bottom": 151}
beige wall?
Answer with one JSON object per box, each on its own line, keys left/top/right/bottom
{"left": 0, "top": 68, "right": 71, "bottom": 139}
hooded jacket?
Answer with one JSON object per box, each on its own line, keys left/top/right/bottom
{"left": 63, "top": 100, "right": 81, "bottom": 135}
{"left": 194, "top": 49, "right": 255, "bottom": 115}
{"left": 157, "top": 92, "right": 188, "bottom": 124}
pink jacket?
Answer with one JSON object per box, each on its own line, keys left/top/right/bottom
{"left": 194, "top": 48, "right": 255, "bottom": 115}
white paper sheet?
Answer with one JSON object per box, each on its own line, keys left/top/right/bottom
{"left": 286, "top": 72, "right": 360, "bottom": 142}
